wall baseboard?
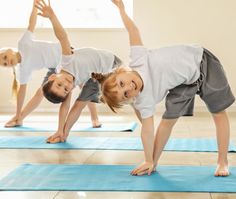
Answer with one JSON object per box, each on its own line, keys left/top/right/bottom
{"left": 1, "top": 104, "right": 236, "bottom": 114}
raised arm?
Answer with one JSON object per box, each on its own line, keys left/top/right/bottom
{"left": 28, "top": 0, "right": 38, "bottom": 32}
{"left": 35, "top": 0, "right": 71, "bottom": 55}
{"left": 111, "top": 0, "right": 143, "bottom": 46}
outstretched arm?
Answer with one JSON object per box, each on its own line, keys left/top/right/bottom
{"left": 131, "top": 116, "right": 155, "bottom": 176}
{"left": 28, "top": 0, "right": 38, "bottom": 32}
{"left": 62, "top": 100, "right": 88, "bottom": 141}
{"left": 5, "top": 84, "right": 27, "bottom": 127}
{"left": 111, "top": 0, "right": 143, "bottom": 46}
{"left": 46, "top": 92, "right": 72, "bottom": 143}
{"left": 153, "top": 119, "right": 178, "bottom": 166}
{"left": 35, "top": 0, "right": 72, "bottom": 55}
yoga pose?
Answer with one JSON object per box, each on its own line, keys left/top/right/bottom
{"left": 0, "top": 0, "right": 104, "bottom": 129}
{"left": 35, "top": 0, "right": 122, "bottom": 143}
{"left": 93, "top": 0, "right": 235, "bottom": 176}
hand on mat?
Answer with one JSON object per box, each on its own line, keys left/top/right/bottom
{"left": 46, "top": 131, "right": 65, "bottom": 144}
{"left": 35, "top": 0, "right": 54, "bottom": 19}
{"left": 131, "top": 162, "right": 155, "bottom": 176}
{"left": 5, "top": 116, "right": 22, "bottom": 128}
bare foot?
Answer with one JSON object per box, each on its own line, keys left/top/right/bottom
{"left": 214, "top": 164, "right": 229, "bottom": 177}
{"left": 92, "top": 120, "right": 102, "bottom": 128}
{"left": 4, "top": 120, "right": 23, "bottom": 128}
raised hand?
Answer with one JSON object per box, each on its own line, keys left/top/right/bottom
{"left": 35, "top": 0, "right": 54, "bottom": 18}
{"left": 111, "top": 0, "right": 125, "bottom": 10}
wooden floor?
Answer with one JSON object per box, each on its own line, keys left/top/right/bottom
{"left": 0, "top": 112, "right": 236, "bottom": 199}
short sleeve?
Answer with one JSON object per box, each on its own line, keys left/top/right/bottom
{"left": 129, "top": 46, "right": 148, "bottom": 68}
{"left": 134, "top": 95, "right": 155, "bottom": 119}
{"left": 57, "top": 54, "right": 74, "bottom": 73}
{"left": 18, "top": 30, "right": 34, "bottom": 45}
{"left": 16, "top": 65, "right": 32, "bottom": 84}
{"left": 61, "top": 54, "right": 73, "bottom": 66}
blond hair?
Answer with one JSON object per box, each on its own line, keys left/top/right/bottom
{"left": 12, "top": 67, "right": 19, "bottom": 98}
{"left": 92, "top": 67, "right": 130, "bottom": 113}
{"left": 0, "top": 48, "right": 19, "bottom": 99}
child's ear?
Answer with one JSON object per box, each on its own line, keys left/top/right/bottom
{"left": 48, "top": 74, "right": 57, "bottom": 81}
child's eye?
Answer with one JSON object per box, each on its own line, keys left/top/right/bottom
{"left": 3, "top": 55, "right": 7, "bottom": 60}
{"left": 120, "top": 81, "right": 124, "bottom": 87}
{"left": 124, "top": 91, "right": 128, "bottom": 98}
{"left": 58, "top": 83, "right": 62, "bottom": 87}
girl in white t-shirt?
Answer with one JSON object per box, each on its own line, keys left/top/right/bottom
{"left": 93, "top": 0, "right": 235, "bottom": 177}
{"left": 0, "top": 0, "right": 103, "bottom": 128}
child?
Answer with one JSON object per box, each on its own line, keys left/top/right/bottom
{"left": 0, "top": 0, "right": 103, "bottom": 129}
{"left": 93, "top": 0, "right": 235, "bottom": 176}
{"left": 35, "top": 0, "right": 122, "bottom": 143}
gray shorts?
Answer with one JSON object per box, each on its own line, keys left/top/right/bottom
{"left": 42, "top": 68, "right": 56, "bottom": 85}
{"left": 77, "top": 55, "right": 122, "bottom": 103}
{"left": 163, "top": 49, "right": 235, "bottom": 119}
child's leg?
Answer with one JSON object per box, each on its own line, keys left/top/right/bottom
{"left": 87, "top": 102, "right": 101, "bottom": 128}
{"left": 212, "top": 111, "right": 230, "bottom": 176}
{"left": 153, "top": 118, "right": 178, "bottom": 167}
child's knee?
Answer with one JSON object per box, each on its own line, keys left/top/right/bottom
{"left": 212, "top": 110, "right": 226, "bottom": 118}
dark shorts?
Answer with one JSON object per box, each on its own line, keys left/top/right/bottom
{"left": 42, "top": 68, "right": 56, "bottom": 85}
{"left": 77, "top": 55, "right": 122, "bottom": 103}
{"left": 163, "top": 49, "right": 235, "bottom": 119}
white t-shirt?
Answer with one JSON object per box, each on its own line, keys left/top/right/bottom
{"left": 16, "top": 31, "right": 62, "bottom": 84}
{"left": 130, "top": 45, "right": 204, "bottom": 119}
{"left": 59, "top": 47, "right": 115, "bottom": 86}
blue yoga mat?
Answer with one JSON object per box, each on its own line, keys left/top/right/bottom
{"left": 0, "top": 136, "right": 235, "bottom": 152}
{"left": 0, "top": 164, "right": 236, "bottom": 192}
{"left": 0, "top": 122, "right": 137, "bottom": 132}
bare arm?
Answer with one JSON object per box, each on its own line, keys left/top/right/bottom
{"left": 63, "top": 100, "right": 88, "bottom": 140}
{"left": 35, "top": 0, "right": 71, "bottom": 55}
{"left": 112, "top": 0, "right": 143, "bottom": 46}
{"left": 16, "top": 85, "right": 27, "bottom": 118}
{"left": 19, "top": 87, "right": 44, "bottom": 121}
{"left": 131, "top": 116, "right": 155, "bottom": 176}
{"left": 131, "top": 105, "right": 142, "bottom": 122}
{"left": 46, "top": 92, "right": 72, "bottom": 143}
{"left": 28, "top": 0, "right": 38, "bottom": 32}
{"left": 153, "top": 119, "right": 178, "bottom": 166}
{"left": 57, "top": 92, "right": 72, "bottom": 133}
{"left": 141, "top": 117, "right": 155, "bottom": 163}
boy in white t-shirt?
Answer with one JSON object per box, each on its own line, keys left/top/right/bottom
{"left": 93, "top": 0, "right": 235, "bottom": 177}
{"left": 0, "top": 0, "right": 104, "bottom": 129}
{"left": 36, "top": 0, "right": 121, "bottom": 143}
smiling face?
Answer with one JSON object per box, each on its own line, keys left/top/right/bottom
{"left": 101, "top": 66, "right": 143, "bottom": 113}
{"left": 49, "top": 72, "right": 74, "bottom": 98}
{"left": 0, "top": 49, "right": 19, "bottom": 67}
{"left": 114, "top": 70, "right": 143, "bottom": 102}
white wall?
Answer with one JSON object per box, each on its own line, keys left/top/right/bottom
{"left": 0, "top": 0, "right": 235, "bottom": 114}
